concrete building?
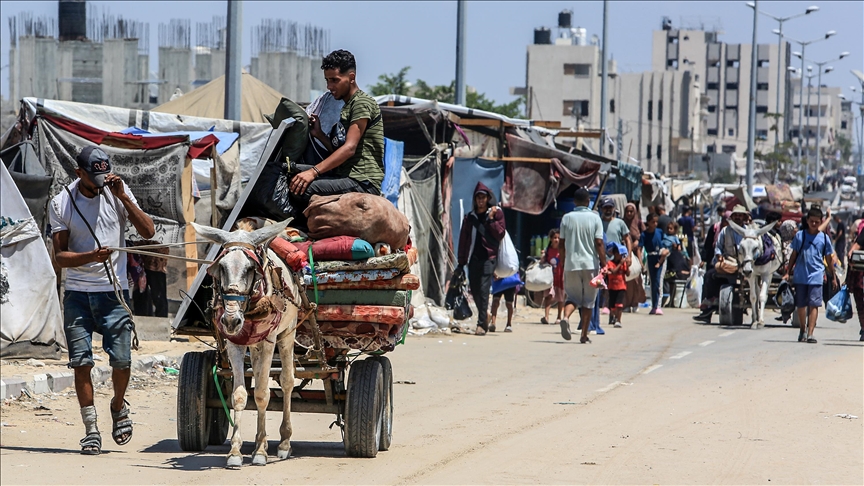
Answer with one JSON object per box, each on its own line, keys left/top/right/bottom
{"left": 524, "top": 19, "right": 697, "bottom": 174}
{"left": 789, "top": 80, "right": 846, "bottom": 169}
{"left": 248, "top": 20, "right": 329, "bottom": 103}
{"left": 652, "top": 21, "right": 792, "bottom": 159}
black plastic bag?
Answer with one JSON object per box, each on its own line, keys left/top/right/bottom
{"left": 445, "top": 271, "right": 473, "bottom": 321}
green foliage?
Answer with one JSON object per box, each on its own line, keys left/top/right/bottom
{"left": 756, "top": 141, "right": 800, "bottom": 183}
{"left": 369, "top": 66, "right": 412, "bottom": 97}
{"left": 710, "top": 170, "right": 738, "bottom": 184}
{"left": 836, "top": 133, "right": 853, "bottom": 165}
{"left": 371, "top": 67, "right": 525, "bottom": 118}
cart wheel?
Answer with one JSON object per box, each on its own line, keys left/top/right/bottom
{"left": 718, "top": 285, "right": 744, "bottom": 326}
{"left": 344, "top": 358, "right": 384, "bottom": 458}
{"left": 371, "top": 356, "right": 393, "bottom": 451}
{"left": 177, "top": 350, "right": 214, "bottom": 451}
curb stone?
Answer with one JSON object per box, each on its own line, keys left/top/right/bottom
{"left": 1, "top": 353, "right": 184, "bottom": 399}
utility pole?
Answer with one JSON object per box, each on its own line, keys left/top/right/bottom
{"left": 599, "top": 0, "right": 609, "bottom": 157}
{"left": 815, "top": 69, "right": 824, "bottom": 181}
{"left": 454, "top": 0, "right": 467, "bottom": 106}
{"left": 224, "top": 0, "right": 242, "bottom": 121}
{"left": 745, "top": 0, "right": 758, "bottom": 193}
{"left": 616, "top": 118, "right": 623, "bottom": 164}
{"left": 805, "top": 71, "right": 813, "bottom": 179}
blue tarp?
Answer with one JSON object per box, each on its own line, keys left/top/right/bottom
{"left": 118, "top": 127, "right": 239, "bottom": 156}
{"left": 450, "top": 157, "right": 505, "bottom": 253}
{"left": 382, "top": 138, "right": 404, "bottom": 206}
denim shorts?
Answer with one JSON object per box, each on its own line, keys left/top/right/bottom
{"left": 63, "top": 290, "right": 133, "bottom": 369}
{"left": 794, "top": 284, "right": 823, "bottom": 309}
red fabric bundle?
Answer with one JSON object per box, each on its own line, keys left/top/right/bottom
{"left": 269, "top": 237, "right": 307, "bottom": 271}
{"left": 315, "top": 273, "right": 421, "bottom": 291}
{"left": 294, "top": 236, "right": 373, "bottom": 262}
{"left": 313, "top": 305, "right": 406, "bottom": 325}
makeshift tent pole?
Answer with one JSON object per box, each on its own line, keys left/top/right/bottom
{"left": 224, "top": 0, "right": 242, "bottom": 121}
{"left": 210, "top": 166, "right": 218, "bottom": 227}
{"left": 591, "top": 171, "right": 612, "bottom": 210}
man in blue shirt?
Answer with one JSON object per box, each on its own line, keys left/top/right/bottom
{"left": 785, "top": 207, "right": 838, "bottom": 343}
{"left": 677, "top": 206, "right": 695, "bottom": 261}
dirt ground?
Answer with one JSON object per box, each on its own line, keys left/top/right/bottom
{"left": 1, "top": 306, "right": 862, "bottom": 485}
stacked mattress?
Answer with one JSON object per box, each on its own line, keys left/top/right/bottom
{"left": 296, "top": 247, "right": 419, "bottom": 353}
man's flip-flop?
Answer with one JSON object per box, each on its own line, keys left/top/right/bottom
{"left": 80, "top": 432, "right": 101, "bottom": 455}
{"left": 806, "top": 336, "right": 817, "bottom": 344}
{"left": 559, "top": 319, "right": 572, "bottom": 341}
{"left": 540, "top": 317, "right": 549, "bottom": 325}
{"left": 111, "top": 399, "right": 133, "bottom": 446}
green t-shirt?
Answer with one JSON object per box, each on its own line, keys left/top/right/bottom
{"left": 336, "top": 90, "right": 385, "bottom": 189}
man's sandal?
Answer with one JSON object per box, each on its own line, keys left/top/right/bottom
{"left": 111, "top": 399, "right": 133, "bottom": 446}
{"left": 80, "top": 432, "right": 101, "bottom": 455}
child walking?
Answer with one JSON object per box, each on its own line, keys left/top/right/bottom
{"left": 540, "top": 229, "right": 565, "bottom": 325}
{"left": 604, "top": 242, "right": 629, "bottom": 328}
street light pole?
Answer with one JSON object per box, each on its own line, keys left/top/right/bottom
{"left": 805, "top": 69, "right": 813, "bottom": 180}
{"left": 599, "top": 0, "right": 609, "bottom": 157}
{"left": 455, "top": 0, "right": 467, "bottom": 106}
{"left": 224, "top": 0, "right": 243, "bottom": 121}
{"left": 746, "top": 0, "right": 758, "bottom": 193}
{"left": 787, "top": 30, "right": 837, "bottom": 177}
{"left": 747, "top": 3, "right": 819, "bottom": 148}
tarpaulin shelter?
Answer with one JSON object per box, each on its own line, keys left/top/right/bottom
{"left": 18, "top": 97, "right": 271, "bottom": 181}
{"left": 1, "top": 163, "right": 65, "bottom": 358}
{"left": 153, "top": 72, "right": 285, "bottom": 126}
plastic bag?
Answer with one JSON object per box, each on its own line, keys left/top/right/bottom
{"left": 524, "top": 261, "right": 553, "bottom": 292}
{"left": 445, "top": 272, "right": 473, "bottom": 321}
{"left": 685, "top": 265, "right": 703, "bottom": 309}
{"left": 826, "top": 285, "right": 853, "bottom": 323}
{"left": 625, "top": 252, "right": 643, "bottom": 282}
{"left": 495, "top": 231, "right": 519, "bottom": 279}
{"left": 590, "top": 273, "right": 608, "bottom": 289}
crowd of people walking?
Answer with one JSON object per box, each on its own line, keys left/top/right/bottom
{"left": 454, "top": 181, "right": 864, "bottom": 344}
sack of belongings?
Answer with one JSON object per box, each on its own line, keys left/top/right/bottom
{"left": 304, "top": 193, "right": 410, "bottom": 249}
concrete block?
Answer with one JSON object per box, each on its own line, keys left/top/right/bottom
{"left": 26, "top": 374, "right": 50, "bottom": 395}
{"left": 133, "top": 357, "right": 155, "bottom": 373}
{"left": 1, "top": 377, "right": 26, "bottom": 399}
{"left": 90, "top": 366, "right": 113, "bottom": 385}
{"left": 47, "top": 371, "right": 75, "bottom": 393}
{"left": 132, "top": 316, "right": 172, "bottom": 341}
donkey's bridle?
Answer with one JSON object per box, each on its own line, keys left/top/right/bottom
{"left": 210, "top": 241, "right": 266, "bottom": 306}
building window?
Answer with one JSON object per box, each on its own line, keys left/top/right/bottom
{"left": 756, "top": 105, "right": 768, "bottom": 113}
{"left": 728, "top": 128, "right": 735, "bottom": 137}
{"left": 610, "top": 99, "right": 615, "bottom": 113}
{"left": 609, "top": 143, "right": 615, "bottom": 154}
{"left": 841, "top": 121, "right": 848, "bottom": 129}
{"left": 707, "top": 144, "right": 716, "bottom": 153}
{"left": 757, "top": 82, "right": 769, "bottom": 91}
{"left": 657, "top": 144, "right": 662, "bottom": 159}
{"left": 722, "top": 145, "right": 737, "bottom": 154}
{"left": 667, "top": 59, "right": 679, "bottom": 69}
{"left": 658, "top": 100, "right": 663, "bottom": 121}
{"left": 669, "top": 36, "right": 678, "bottom": 44}
{"left": 726, "top": 82, "right": 739, "bottom": 90}
{"left": 758, "top": 60, "right": 769, "bottom": 67}
{"left": 708, "top": 105, "right": 717, "bottom": 113}
{"left": 707, "top": 128, "right": 718, "bottom": 136}
{"left": 647, "top": 101, "right": 653, "bottom": 121}
{"left": 563, "top": 100, "right": 589, "bottom": 117}
{"left": 564, "top": 63, "right": 591, "bottom": 76}
{"left": 707, "top": 82, "right": 719, "bottom": 90}
{"left": 579, "top": 100, "right": 589, "bottom": 117}
{"left": 757, "top": 129, "right": 768, "bottom": 140}
{"left": 726, "top": 60, "right": 740, "bottom": 68}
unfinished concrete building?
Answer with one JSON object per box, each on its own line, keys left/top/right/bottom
{"left": 158, "top": 19, "right": 193, "bottom": 104}
{"left": 193, "top": 16, "right": 226, "bottom": 89}
{"left": 250, "top": 20, "right": 329, "bottom": 103}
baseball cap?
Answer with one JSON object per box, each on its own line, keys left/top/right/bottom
{"left": 76, "top": 146, "right": 112, "bottom": 186}
{"left": 600, "top": 197, "right": 615, "bottom": 208}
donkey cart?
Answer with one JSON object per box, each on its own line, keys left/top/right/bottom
{"left": 173, "top": 330, "right": 396, "bottom": 458}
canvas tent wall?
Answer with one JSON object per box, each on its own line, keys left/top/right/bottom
{"left": 1, "top": 163, "right": 65, "bottom": 359}
{"left": 21, "top": 97, "right": 271, "bottom": 181}
{"left": 153, "top": 72, "right": 285, "bottom": 126}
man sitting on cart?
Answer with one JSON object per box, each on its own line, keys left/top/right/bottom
{"left": 287, "top": 49, "right": 385, "bottom": 215}
{"left": 693, "top": 205, "right": 750, "bottom": 323}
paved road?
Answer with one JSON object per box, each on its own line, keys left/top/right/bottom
{"left": 1, "top": 306, "right": 862, "bottom": 485}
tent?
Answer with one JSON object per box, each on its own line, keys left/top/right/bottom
{"left": 20, "top": 97, "right": 271, "bottom": 181}
{"left": 1, "top": 163, "right": 65, "bottom": 358}
{"left": 153, "top": 72, "right": 285, "bottom": 125}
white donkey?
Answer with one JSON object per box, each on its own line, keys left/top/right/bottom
{"left": 727, "top": 221, "right": 781, "bottom": 329}
{"left": 192, "top": 219, "right": 300, "bottom": 468}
